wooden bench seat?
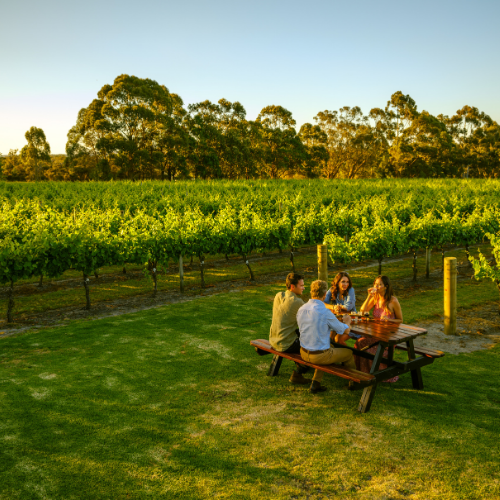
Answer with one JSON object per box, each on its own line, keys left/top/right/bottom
{"left": 250, "top": 339, "right": 375, "bottom": 385}
{"left": 394, "top": 345, "right": 445, "bottom": 358}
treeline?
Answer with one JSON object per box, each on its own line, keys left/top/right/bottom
{"left": 1, "top": 74, "right": 499, "bottom": 181}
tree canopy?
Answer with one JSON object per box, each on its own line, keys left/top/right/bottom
{"left": 2, "top": 76, "right": 499, "bottom": 181}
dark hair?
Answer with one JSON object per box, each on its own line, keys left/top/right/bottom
{"left": 286, "top": 272, "right": 304, "bottom": 290}
{"left": 375, "top": 275, "right": 394, "bottom": 310}
{"left": 331, "top": 272, "right": 352, "bottom": 299}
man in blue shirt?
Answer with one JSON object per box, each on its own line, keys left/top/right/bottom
{"left": 297, "top": 280, "right": 356, "bottom": 393}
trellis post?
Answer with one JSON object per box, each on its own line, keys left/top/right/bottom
{"left": 318, "top": 244, "right": 328, "bottom": 283}
{"left": 444, "top": 257, "right": 457, "bottom": 335}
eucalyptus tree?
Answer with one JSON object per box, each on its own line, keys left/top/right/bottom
{"left": 185, "top": 100, "right": 224, "bottom": 179}
{"left": 384, "top": 92, "right": 420, "bottom": 177}
{"left": 256, "top": 105, "right": 304, "bottom": 178}
{"left": 65, "top": 99, "right": 110, "bottom": 180}
{"left": 314, "top": 106, "right": 378, "bottom": 179}
{"left": 447, "top": 106, "right": 500, "bottom": 178}
{"left": 1, "top": 150, "right": 27, "bottom": 181}
{"left": 66, "top": 74, "right": 179, "bottom": 180}
{"left": 298, "top": 123, "right": 328, "bottom": 177}
{"left": 157, "top": 93, "right": 190, "bottom": 180}
{"left": 19, "top": 127, "right": 51, "bottom": 181}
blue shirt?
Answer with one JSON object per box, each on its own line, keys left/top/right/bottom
{"left": 324, "top": 287, "right": 356, "bottom": 312}
{"left": 297, "top": 299, "right": 349, "bottom": 351}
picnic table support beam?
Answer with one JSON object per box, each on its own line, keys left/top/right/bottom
{"left": 358, "top": 343, "right": 385, "bottom": 413}
{"left": 318, "top": 244, "right": 328, "bottom": 283}
{"left": 444, "top": 257, "right": 457, "bottom": 335}
{"left": 267, "top": 354, "right": 283, "bottom": 377}
{"left": 406, "top": 339, "right": 424, "bottom": 390}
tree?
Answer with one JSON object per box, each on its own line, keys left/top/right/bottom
{"left": 298, "top": 123, "right": 328, "bottom": 178}
{"left": 314, "top": 107, "right": 380, "bottom": 179}
{"left": 1, "top": 150, "right": 27, "bottom": 181}
{"left": 158, "top": 93, "right": 190, "bottom": 181}
{"left": 447, "top": 106, "right": 500, "bottom": 178}
{"left": 66, "top": 74, "right": 181, "bottom": 180}
{"left": 256, "top": 105, "right": 305, "bottom": 178}
{"left": 65, "top": 99, "right": 111, "bottom": 180}
{"left": 19, "top": 127, "right": 51, "bottom": 181}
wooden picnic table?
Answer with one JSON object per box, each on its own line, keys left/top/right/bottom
{"left": 341, "top": 319, "right": 443, "bottom": 412}
{"left": 251, "top": 318, "right": 444, "bottom": 413}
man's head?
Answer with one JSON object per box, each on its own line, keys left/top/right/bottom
{"left": 310, "top": 280, "right": 328, "bottom": 300}
{"left": 286, "top": 272, "right": 305, "bottom": 296}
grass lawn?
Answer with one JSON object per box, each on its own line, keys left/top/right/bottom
{"left": 1, "top": 276, "right": 500, "bottom": 499}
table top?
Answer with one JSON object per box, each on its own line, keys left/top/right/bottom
{"left": 350, "top": 320, "right": 427, "bottom": 345}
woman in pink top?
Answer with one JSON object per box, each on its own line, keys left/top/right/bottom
{"left": 354, "top": 275, "right": 403, "bottom": 382}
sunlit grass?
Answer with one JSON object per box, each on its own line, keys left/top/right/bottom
{"left": 1, "top": 279, "right": 499, "bottom": 499}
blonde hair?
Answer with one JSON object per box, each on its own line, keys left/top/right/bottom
{"left": 310, "top": 280, "right": 328, "bottom": 299}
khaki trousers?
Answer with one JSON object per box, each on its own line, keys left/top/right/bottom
{"left": 300, "top": 347, "right": 356, "bottom": 383}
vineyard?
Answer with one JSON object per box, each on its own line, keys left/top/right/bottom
{"left": 2, "top": 178, "right": 500, "bottom": 322}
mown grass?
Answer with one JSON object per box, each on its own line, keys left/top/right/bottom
{"left": 1, "top": 276, "right": 499, "bottom": 499}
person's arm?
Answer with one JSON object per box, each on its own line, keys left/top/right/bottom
{"left": 341, "top": 287, "right": 356, "bottom": 313}
{"left": 382, "top": 297, "right": 403, "bottom": 323}
{"left": 360, "top": 292, "right": 375, "bottom": 315}
{"left": 328, "top": 313, "right": 351, "bottom": 342}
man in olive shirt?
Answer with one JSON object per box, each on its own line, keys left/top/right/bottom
{"left": 269, "top": 273, "right": 310, "bottom": 384}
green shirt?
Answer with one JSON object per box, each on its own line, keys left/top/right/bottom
{"left": 269, "top": 290, "right": 304, "bottom": 351}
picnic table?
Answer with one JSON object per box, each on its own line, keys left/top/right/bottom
{"left": 251, "top": 318, "right": 444, "bottom": 413}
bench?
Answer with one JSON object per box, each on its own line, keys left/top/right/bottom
{"left": 394, "top": 345, "right": 445, "bottom": 358}
{"left": 250, "top": 339, "right": 376, "bottom": 386}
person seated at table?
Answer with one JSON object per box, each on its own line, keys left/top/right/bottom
{"left": 325, "top": 272, "right": 356, "bottom": 314}
{"left": 324, "top": 272, "right": 361, "bottom": 345}
{"left": 354, "top": 275, "right": 403, "bottom": 382}
{"left": 297, "top": 280, "right": 356, "bottom": 394}
{"left": 269, "top": 272, "right": 311, "bottom": 385}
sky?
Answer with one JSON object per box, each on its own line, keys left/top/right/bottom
{"left": 1, "top": 0, "right": 499, "bottom": 154}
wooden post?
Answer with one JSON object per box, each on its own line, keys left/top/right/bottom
{"left": 179, "top": 255, "right": 184, "bottom": 293}
{"left": 318, "top": 244, "right": 328, "bottom": 283}
{"left": 444, "top": 257, "right": 457, "bottom": 335}
{"left": 425, "top": 247, "right": 431, "bottom": 279}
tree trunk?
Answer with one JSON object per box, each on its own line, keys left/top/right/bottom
{"left": 123, "top": 267, "right": 127, "bottom": 274}
{"left": 151, "top": 261, "right": 157, "bottom": 297}
{"left": 441, "top": 246, "right": 445, "bottom": 272}
{"left": 242, "top": 254, "right": 255, "bottom": 281}
{"left": 496, "top": 279, "right": 500, "bottom": 316}
{"left": 94, "top": 271, "right": 99, "bottom": 280}
{"left": 412, "top": 251, "right": 418, "bottom": 282}
{"left": 83, "top": 273, "right": 91, "bottom": 310}
{"left": 290, "top": 250, "right": 295, "bottom": 272}
{"left": 179, "top": 255, "right": 184, "bottom": 292}
{"left": 465, "top": 244, "right": 472, "bottom": 268}
{"left": 378, "top": 258, "right": 383, "bottom": 276}
{"left": 199, "top": 255, "right": 205, "bottom": 288}
{"left": 190, "top": 255, "right": 193, "bottom": 267}
{"left": 7, "top": 280, "right": 14, "bottom": 323}
{"left": 225, "top": 254, "right": 229, "bottom": 262}
{"left": 425, "top": 247, "right": 431, "bottom": 279}
{"left": 38, "top": 275, "right": 43, "bottom": 287}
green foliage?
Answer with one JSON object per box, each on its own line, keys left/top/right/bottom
{"left": 470, "top": 232, "right": 500, "bottom": 300}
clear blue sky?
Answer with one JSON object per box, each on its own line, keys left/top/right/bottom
{"left": 1, "top": 0, "right": 499, "bottom": 154}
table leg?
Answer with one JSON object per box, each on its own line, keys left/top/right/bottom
{"left": 267, "top": 355, "right": 283, "bottom": 377}
{"left": 358, "top": 344, "right": 385, "bottom": 413}
{"left": 406, "top": 339, "right": 424, "bottom": 390}
{"left": 386, "top": 345, "right": 394, "bottom": 365}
